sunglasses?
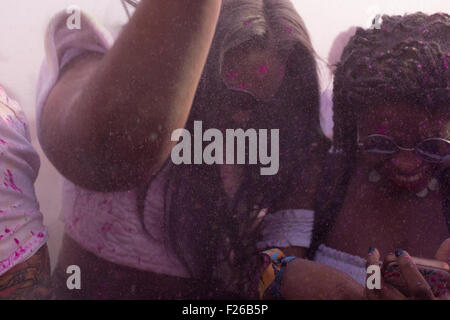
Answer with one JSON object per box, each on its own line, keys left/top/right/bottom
{"left": 358, "top": 134, "right": 450, "bottom": 163}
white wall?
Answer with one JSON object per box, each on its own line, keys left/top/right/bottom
{"left": 0, "top": 0, "right": 448, "bottom": 269}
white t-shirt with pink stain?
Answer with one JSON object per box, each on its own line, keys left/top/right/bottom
{"left": 0, "top": 85, "right": 48, "bottom": 276}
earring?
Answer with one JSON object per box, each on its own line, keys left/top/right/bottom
{"left": 428, "top": 178, "right": 439, "bottom": 192}
{"left": 416, "top": 188, "right": 429, "bottom": 198}
{"left": 369, "top": 170, "right": 381, "bottom": 183}
{"left": 415, "top": 178, "right": 439, "bottom": 198}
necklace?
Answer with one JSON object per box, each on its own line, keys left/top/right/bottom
{"left": 369, "top": 169, "right": 439, "bottom": 198}
{"left": 415, "top": 178, "right": 439, "bottom": 198}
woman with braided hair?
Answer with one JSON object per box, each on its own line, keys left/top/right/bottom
{"left": 308, "top": 12, "right": 450, "bottom": 299}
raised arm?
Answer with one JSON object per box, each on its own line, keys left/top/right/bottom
{"left": 40, "top": 0, "right": 221, "bottom": 192}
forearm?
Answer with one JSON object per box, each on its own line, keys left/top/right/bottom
{"left": 41, "top": 0, "right": 221, "bottom": 191}
{"left": 81, "top": 0, "right": 222, "bottom": 146}
{"left": 0, "top": 245, "right": 51, "bottom": 300}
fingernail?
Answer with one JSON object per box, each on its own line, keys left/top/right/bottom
{"left": 395, "top": 249, "right": 404, "bottom": 257}
{"left": 368, "top": 247, "right": 375, "bottom": 254}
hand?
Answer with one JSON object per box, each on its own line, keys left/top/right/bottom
{"left": 365, "top": 242, "right": 450, "bottom": 300}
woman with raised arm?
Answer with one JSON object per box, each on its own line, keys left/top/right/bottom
{"left": 38, "top": 0, "right": 363, "bottom": 299}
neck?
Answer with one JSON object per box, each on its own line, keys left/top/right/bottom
{"left": 353, "top": 160, "right": 441, "bottom": 205}
{"left": 324, "top": 160, "right": 448, "bottom": 258}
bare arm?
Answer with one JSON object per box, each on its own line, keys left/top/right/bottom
{"left": 0, "top": 245, "right": 51, "bottom": 300}
{"left": 41, "top": 0, "right": 222, "bottom": 191}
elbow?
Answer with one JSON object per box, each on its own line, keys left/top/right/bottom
{"left": 40, "top": 128, "right": 171, "bottom": 192}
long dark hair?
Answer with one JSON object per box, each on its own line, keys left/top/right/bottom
{"left": 309, "top": 12, "right": 450, "bottom": 258}
{"left": 138, "top": 0, "right": 328, "bottom": 298}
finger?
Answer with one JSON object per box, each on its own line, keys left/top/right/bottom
{"left": 367, "top": 247, "right": 380, "bottom": 265}
{"left": 365, "top": 247, "right": 381, "bottom": 300}
{"left": 249, "top": 208, "right": 267, "bottom": 233}
{"left": 395, "top": 249, "right": 435, "bottom": 300}
{"left": 435, "top": 238, "right": 450, "bottom": 263}
{"left": 381, "top": 251, "right": 396, "bottom": 275}
{"left": 434, "top": 240, "right": 450, "bottom": 298}
{"left": 366, "top": 248, "right": 404, "bottom": 300}
{"left": 383, "top": 252, "right": 396, "bottom": 265}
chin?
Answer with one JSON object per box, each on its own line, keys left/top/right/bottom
{"left": 379, "top": 161, "right": 439, "bottom": 193}
{"left": 386, "top": 171, "right": 435, "bottom": 194}
{"left": 389, "top": 174, "right": 431, "bottom": 193}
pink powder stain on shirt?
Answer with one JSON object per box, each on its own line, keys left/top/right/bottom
{"left": 5, "top": 115, "right": 15, "bottom": 127}
{"left": 14, "top": 238, "right": 19, "bottom": 245}
{"left": 0, "top": 138, "right": 6, "bottom": 145}
{"left": 3, "top": 169, "right": 23, "bottom": 193}
{"left": 5, "top": 228, "right": 10, "bottom": 233}
{"left": 9, "top": 238, "right": 41, "bottom": 263}
{"left": 73, "top": 217, "right": 80, "bottom": 224}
